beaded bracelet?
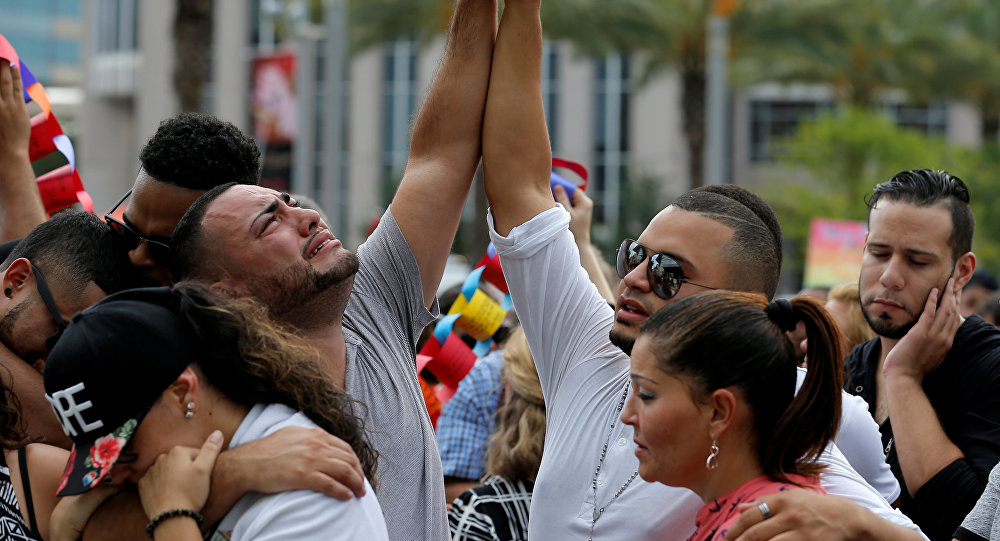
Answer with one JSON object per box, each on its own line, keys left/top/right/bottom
{"left": 145, "top": 508, "right": 204, "bottom": 539}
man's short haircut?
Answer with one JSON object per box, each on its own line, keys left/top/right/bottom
{"left": 1, "top": 212, "right": 138, "bottom": 298}
{"left": 691, "top": 184, "right": 783, "bottom": 268}
{"left": 866, "top": 169, "right": 974, "bottom": 262}
{"left": 169, "top": 183, "right": 238, "bottom": 284}
{"left": 139, "top": 113, "right": 261, "bottom": 190}
{"left": 671, "top": 187, "right": 781, "bottom": 300}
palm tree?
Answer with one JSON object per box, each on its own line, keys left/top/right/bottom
{"left": 174, "top": 0, "right": 214, "bottom": 112}
{"left": 732, "top": 0, "right": 965, "bottom": 106}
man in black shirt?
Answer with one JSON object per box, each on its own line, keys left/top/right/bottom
{"left": 848, "top": 169, "right": 1000, "bottom": 540}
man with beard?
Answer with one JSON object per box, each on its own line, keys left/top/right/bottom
{"left": 159, "top": 2, "right": 496, "bottom": 538}
{"left": 479, "top": 1, "right": 926, "bottom": 540}
{"left": 0, "top": 211, "right": 137, "bottom": 448}
{"left": 847, "top": 169, "right": 1000, "bottom": 540}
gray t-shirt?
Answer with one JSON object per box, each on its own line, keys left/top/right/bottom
{"left": 956, "top": 462, "right": 1000, "bottom": 541}
{"left": 343, "top": 208, "right": 448, "bottom": 540}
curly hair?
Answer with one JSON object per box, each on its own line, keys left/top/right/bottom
{"left": 172, "top": 282, "right": 378, "bottom": 487}
{"left": 139, "top": 113, "right": 260, "bottom": 190}
{"left": 485, "top": 327, "right": 545, "bottom": 482}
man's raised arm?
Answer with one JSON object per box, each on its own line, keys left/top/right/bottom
{"left": 391, "top": 0, "right": 497, "bottom": 308}
{"left": 482, "top": 0, "right": 554, "bottom": 237}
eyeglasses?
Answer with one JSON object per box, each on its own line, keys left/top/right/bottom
{"left": 104, "top": 190, "right": 172, "bottom": 265}
{"left": 32, "top": 264, "right": 68, "bottom": 352}
{"left": 616, "top": 239, "right": 715, "bottom": 299}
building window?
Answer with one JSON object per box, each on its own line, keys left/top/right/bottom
{"left": 381, "top": 38, "right": 418, "bottom": 198}
{"left": 883, "top": 102, "right": 947, "bottom": 135}
{"left": 541, "top": 40, "right": 559, "bottom": 151}
{"left": 593, "top": 53, "right": 631, "bottom": 225}
{"left": 95, "top": 0, "right": 138, "bottom": 53}
{"left": 749, "top": 100, "right": 833, "bottom": 162}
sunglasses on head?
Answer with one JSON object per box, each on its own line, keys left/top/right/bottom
{"left": 32, "top": 264, "right": 68, "bottom": 352}
{"left": 616, "top": 239, "right": 714, "bottom": 300}
{"left": 104, "top": 189, "right": 172, "bottom": 266}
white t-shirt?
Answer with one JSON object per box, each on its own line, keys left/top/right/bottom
{"left": 212, "top": 404, "right": 389, "bottom": 541}
{"left": 488, "top": 206, "right": 923, "bottom": 541}
{"left": 807, "top": 370, "right": 901, "bottom": 503}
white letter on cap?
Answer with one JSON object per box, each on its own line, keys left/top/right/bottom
{"left": 45, "top": 382, "right": 104, "bottom": 437}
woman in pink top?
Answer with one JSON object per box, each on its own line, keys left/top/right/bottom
{"left": 621, "top": 291, "right": 843, "bottom": 541}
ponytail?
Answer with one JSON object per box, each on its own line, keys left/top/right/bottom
{"left": 762, "top": 296, "right": 843, "bottom": 481}
{"left": 171, "top": 282, "right": 379, "bottom": 488}
{"left": 639, "top": 291, "right": 844, "bottom": 485}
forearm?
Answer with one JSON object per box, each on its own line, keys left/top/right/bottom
{"left": 854, "top": 510, "right": 928, "bottom": 541}
{"left": 406, "top": 0, "right": 495, "bottom": 171}
{"left": 81, "top": 490, "right": 147, "bottom": 541}
{"left": 0, "top": 151, "right": 44, "bottom": 241}
{"left": 393, "top": 0, "right": 497, "bottom": 305}
{"left": 886, "top": 375, "right": 964, "bottom": 495}
{"left": 198, "top": 449, "right": 247, "bottom": 526}
{"left": 482, "top": 0, "right": 553, "bottom": 235}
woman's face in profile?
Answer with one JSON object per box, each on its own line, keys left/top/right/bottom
{"left": 621, "top": 337, "right": 713, "bottom": 490}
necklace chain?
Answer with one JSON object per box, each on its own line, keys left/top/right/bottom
{"left": 588, "top": 381, "right": 639, "bottom": 541}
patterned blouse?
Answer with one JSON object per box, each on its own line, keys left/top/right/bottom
{"left": 687, "top": 474, "right": 824, "bottom": 541}
{"left": 0, "top": 448, "right": 43, "bottom": 541}
{"left": 449, "top": 475, "right": 533, "bottom": 541}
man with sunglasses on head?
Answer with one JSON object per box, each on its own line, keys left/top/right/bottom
{"left": 480, "top": 1, "right": 924, "bottom": 539}
{"left": 0, "top": 211, "right": 138, "bottom": 449}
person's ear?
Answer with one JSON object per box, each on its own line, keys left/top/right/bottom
{"left": 2, "top": 258, "right": 33, "bottom": 299}
{"left": 953, "top": 252, "right": 976, "bottom": 291}
{"left": 165, "top": 367, "right": 200, "bottom": 417}
{"left": 706, "top": 388, "right": 737, "bottom": 440}
{"left": 209, "top": 276, "right": 244, "bottom": 299}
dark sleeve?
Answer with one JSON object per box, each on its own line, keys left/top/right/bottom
{"left": 905, "top": 358, "right": 1000, "bottom": 540}
{"left": 907, "top": 458, "right": 990, "bottom": 540}
{"left": 954, "top": 527, "right": 989, "bottom": 541}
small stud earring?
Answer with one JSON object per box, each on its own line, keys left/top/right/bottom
{"left": 185, "top": 401, "right": 195, "bottom": 419}
{"left": 3, "top": 288, "right": 10, "bottom": 297}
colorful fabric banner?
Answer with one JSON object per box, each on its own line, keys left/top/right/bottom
{"left": 0, "top": 33, "right": 90, "bottom": 214}
{"left": 417, "top": 157, "right": 588, "bottom": 421}
{"left": 802, "top": 218, "right": 867, "bottom": 288}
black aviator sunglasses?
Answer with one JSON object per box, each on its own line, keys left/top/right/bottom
{"left": 104, "top": 189, "right": 172, "bottom": 265}
{"left": 616, "top": 239, "right": 715, "bottom": 300}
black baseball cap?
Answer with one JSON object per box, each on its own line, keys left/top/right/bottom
{"left": 43, "top": 287, "right": 199, "bottom": 496}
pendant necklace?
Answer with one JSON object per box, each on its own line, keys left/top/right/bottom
{"left": 588, "top": 380, "right": 639, "bottom": 541}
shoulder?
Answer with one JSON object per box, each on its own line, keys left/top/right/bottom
{"left": 231, "top": 482, "right": 388, "bottom": 540}
{"left": 22, "top": 443, "right": 69, "bottom": 499}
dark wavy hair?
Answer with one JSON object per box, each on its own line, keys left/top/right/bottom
{"left": 171, "top": 282, "right": 378, "bottom": 487}
{"left": 139, "top": 113, "right": 260, "bottom": 190}
{"left": 866, "top": 169, "right": 974, "bottom": 262}
{"left": 0, "top": 371, "right": 26, "bottom": 448}
{"left": 638, "top": 291, "right": 843, "bottom": 483}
